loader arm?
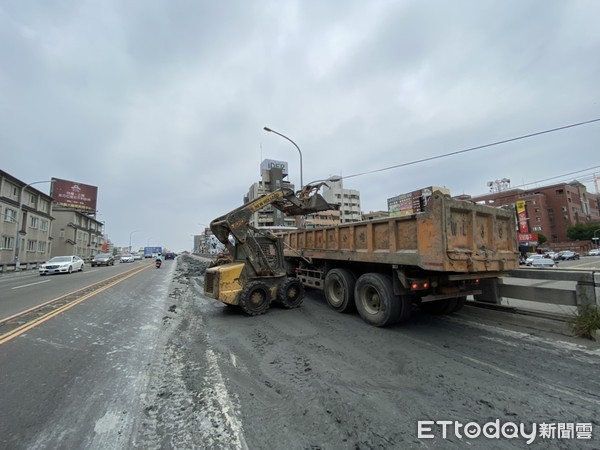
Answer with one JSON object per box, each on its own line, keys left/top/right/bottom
{"left": 209, "top": 185, "right": 336, "bottom": 275}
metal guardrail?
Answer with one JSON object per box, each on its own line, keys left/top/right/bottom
{"left": 0, "top": 261, "right": 45, "bottom": 274}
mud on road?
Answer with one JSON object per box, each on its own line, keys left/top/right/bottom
{"left": 132, "top": 255, "right": 600, "bottom": 449}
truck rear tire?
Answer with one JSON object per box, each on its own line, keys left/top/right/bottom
{"left": 354, "top": 273, "right": 400, "bottom": 327}
{"left": 239, "top": 281, "right": 271, "bottom": 316}
{"left": 452, "top": 296, "right": 466, "bottom": 312}
{"left": 420, "top": 297, "right": 463, "bottom": 315}
{"left": 395, "top": 294, "right": 414, "bottom": 323}
{"left": 277, "top": 278, "right": 305, "bottom": 309}
{"left": 324, "top": 268, "right": 356, "bottom": 313}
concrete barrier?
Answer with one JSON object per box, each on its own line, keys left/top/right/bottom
{"left": 475, "top": 269, "right": 599, "bottom": 313}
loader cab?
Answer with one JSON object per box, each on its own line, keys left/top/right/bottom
{"left": 234, "top": 232, "right": 285, "bottom": 276}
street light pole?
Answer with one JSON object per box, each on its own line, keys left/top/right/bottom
{"left": 14, "top": 180, "right": 53, "bottom": 270}
{"left": 129, "top": 230, "right": 140, "bottom": 253}
{"left": 263, "top": 127, "right": 303, "bottom": 189}
{"left": 593, "top": 228, "right": 600, "bottom": 249}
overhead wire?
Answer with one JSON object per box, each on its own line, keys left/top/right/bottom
{"left": 340, "top": 117, "right": 600, "bottom": 181}
{"left": 510, "top": 165, "right": 600, "bottom": 189}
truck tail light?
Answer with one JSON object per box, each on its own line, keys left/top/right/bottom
{"left": 410, "top": 280, "right": 430, "bottom": 291}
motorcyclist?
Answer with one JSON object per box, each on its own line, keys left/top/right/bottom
{"left": 155, "top": 253, "right": 163, "bottom": 267}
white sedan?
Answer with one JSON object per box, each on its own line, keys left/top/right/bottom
{"left": 120, "top": 254, "right": 135, "bottom": 263}
{"left": 39, "top": 256, "right": 84, "bottom": 275}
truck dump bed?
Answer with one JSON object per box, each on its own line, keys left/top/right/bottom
{"left": 282, "top": 192, "right": 519, "bottom": 273}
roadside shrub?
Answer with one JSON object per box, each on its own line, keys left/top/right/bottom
{"left": 569, "top": 305, "right": 600, "bottom": 340}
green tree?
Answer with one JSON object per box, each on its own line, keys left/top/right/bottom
{"left": 567, "top": 223, "right": 600, "bottom": 241}
{"left": 537, "top": 233, "right": 547, "bottom": 245}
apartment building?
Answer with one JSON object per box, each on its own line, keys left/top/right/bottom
{"left": 0, "top": 170, "right": 54, "bottom": 268}
{"left": 51, "top": 206, "right": 105, "bottom": 259}
{"left": 245, "top": 159, "right": 298, "bottom": 228}
{"left": 321, "top": 178, "right": 362, "bottom": 223}
{"left": 468, "top": 180, "right": 600, "bottom": 244}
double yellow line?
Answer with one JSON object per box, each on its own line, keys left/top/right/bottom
{"left": 0, "top": 264, "right": 151, "bottom": 345}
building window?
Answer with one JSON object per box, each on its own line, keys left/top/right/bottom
{"left": 536, "top": 217, "right": 541, "bottom": 222}
{"left": 40, "top": 219, "right": 49, "bottom": 232}
{"left": 4, "top": 208, "right": 16, "bottom": 223}
{"left": 2, "top": 236, "right": 14, "bottom": 250}
{"left": 27, "top": 239, "right": 37, "bottom": 252}
{"left": 29, "top": 216, "right": 40, "bottom": 229}
{"left": 556, "top": 189, "right": 564, "bottom": 195}
{"left": 59, "top": 229, "right": 65, "bottom": 238}
{"left": 38, "top": 241, "right": 47, "bottom": 253}
{"left": 4, "top": 182, "right": 18, "bottom": 197}
{"left": 39, "top": 200, "right": 49, "bottom": 213}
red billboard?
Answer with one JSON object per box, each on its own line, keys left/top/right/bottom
{"left": 51, "top": 178, "right": 98, "bottom": 212}
{"left": 517, "top": 233, "right": 538, "bottom": 244}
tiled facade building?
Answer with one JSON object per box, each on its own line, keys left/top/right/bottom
{"left": 467, "top": 180, "right": 600, "bottom": 245}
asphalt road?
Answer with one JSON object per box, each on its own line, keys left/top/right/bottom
{"left": 0, "top": 259, "right": 155, "bottom": 318}
{"left": 0, "top": 259, "right": 174, "bottom": 449}
{"left": 1, "top": 255, "right": 599, "bottom": 449}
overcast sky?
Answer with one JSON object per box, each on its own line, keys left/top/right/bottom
{"left": 2, "top": 1, "right": 599, "bottom": 252}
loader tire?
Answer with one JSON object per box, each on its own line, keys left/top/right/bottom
{"left": 277, "top": 278, "right": 305, "bottom": 309}
{"left": 239, "top": 281, "right": 271, "bottom": 316}
{"left": 324, "top": 268, "right": 356, "bottom": 313}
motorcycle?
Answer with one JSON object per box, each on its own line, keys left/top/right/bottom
{"left": 155, "top": 259, "right": 162, "bottom": 268}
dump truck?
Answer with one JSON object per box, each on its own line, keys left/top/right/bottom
{"left": 280, "top": 191, "right": 519, "bottom": 326}
{"left": 204, "top": 188, "right": 519, "bottom": 327}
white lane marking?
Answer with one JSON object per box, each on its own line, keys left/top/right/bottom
{"left": 206, "top": 349, "right": 248, "bottom": 450}
{"left": 11, "top": 279, "right": 52, "bottom": 290}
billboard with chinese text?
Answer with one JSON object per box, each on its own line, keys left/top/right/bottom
{"left": 51, "top": 178, "right": 98, "bottom": 212}
{"left": 516, "top": 200, "right": 529, "bottom": 234}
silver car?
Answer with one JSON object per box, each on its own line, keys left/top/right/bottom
{"left": 529, "top": 257, "right": 556, "bottom": 268}
{"left": 91, "top": 253, "right": 115, "bottom": 267}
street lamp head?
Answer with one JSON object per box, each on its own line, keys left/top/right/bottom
{"left": 262, "top": 126, "right": 303, "bottom": 188}
{"left": 327, "top": 176, "right": 342, "bottom": 182}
